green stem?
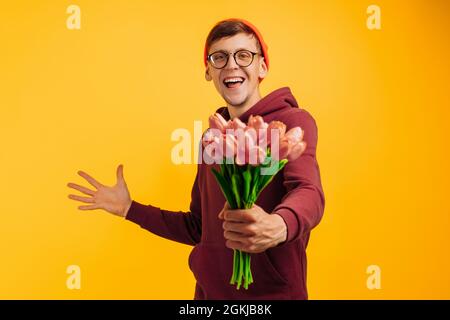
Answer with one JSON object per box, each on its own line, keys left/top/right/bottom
{"left": 244, "top": 253, "right": 249, "bottom": 290}
{"left": 237, "top": 250, "right": 243, "bottom": 290}
{"left": 230, "top": 249, "right": 236, "bottom": 285}
{"left": 248, "top": 254, "right": 253, "bottom": 283}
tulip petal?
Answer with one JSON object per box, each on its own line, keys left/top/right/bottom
{"left": 267, "top": 121, "right": 286, "bottom": 146}
{"left": 285, "top": 127, "right": 303, "bottom": 144}
{"left": 287, "top": 141, "right": 307, "bottom": 161}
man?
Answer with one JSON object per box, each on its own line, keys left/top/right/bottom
{"left": 67, "top": 18, "right": 325, "bottom": 299}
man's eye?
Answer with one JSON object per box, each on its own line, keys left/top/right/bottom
{"left": 214, "top": 54, "right": 226, "bottom": 61}
{"left": 238, "top": 52, "right": 251, "bottom": 59}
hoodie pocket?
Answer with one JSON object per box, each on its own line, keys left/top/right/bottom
{"left": 188, "top": 242, "right": 291, "bottom": 299}
{"left": 258, "top": 251, "right": 290, "bottom": 286}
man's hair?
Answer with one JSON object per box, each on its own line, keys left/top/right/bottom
{"left": 205, "top": 20, "right": 262, "bottom": 55}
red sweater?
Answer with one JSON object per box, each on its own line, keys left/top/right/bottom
{"left": 126, "top": 87, "right": 325, "bottom": 299}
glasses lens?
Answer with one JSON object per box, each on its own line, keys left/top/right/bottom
{"left": 236, "top": 50, "right": 253, "bottom": 67}
{"left": 210, "top": 52, "right": 227, "bottom": 68}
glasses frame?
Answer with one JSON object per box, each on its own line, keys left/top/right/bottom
{"left": 207, "top": 49, "right": 261, "bottom": 69}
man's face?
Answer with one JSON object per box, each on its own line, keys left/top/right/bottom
{"left": 205, "top": 33, "right": 267, "bottom": 108}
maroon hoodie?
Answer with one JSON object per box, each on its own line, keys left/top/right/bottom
{"left": 125, "top": 87, "right": 325, "bottom": 300}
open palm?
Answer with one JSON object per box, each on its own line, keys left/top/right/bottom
{"left": 67, "top": 164, "right": 132, "bottom": 217}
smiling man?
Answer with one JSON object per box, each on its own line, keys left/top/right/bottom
{"left": 67, "top": 18, "right": 325, "bottom": 300}
{"left": 204, "top": 28, "right": 267, "bottom": 119}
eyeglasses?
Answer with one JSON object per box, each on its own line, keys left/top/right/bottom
{"left": 207, "top": 49, "right": 261, "bottom": 69}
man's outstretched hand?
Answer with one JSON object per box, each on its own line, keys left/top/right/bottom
{"left": 67, "top": 164, "right": 132, "bottom": 218}
{"left": 218, "top": 202, "right": 288, "bottom": 253}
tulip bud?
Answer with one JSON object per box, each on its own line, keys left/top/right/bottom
{"left": 249, "top": 146, "right": 267, "bottom": 165}
{"left": 248, "top": 115, "right": 267, "bottom": 131}
{"left": 203, "top": 134, "right": 224, "bottom": 164}
{"left": 209, "top": 113, "right": 229, "bottom": 133}
{"left": 223, "top": 132, "right": 238, "bottom": 158}
{"left": 244, "top": 128, "right": 258, "bottom": 150}
{"left": 272, "top": 138, "right": 291, "bottom": 160}
{"left": 202, "top": 128, "right": 222, "bottom": 147}
{"left": 287, "top": 141, "right": 307, "bottom": 161}
{"left": 228, "top": 118, "right": 246, "bottom": 130}
{"left": 284, "top": 127, "right": 304, "bottom": 144}
{"left": 267, "top": 121, "right": 286, "bottom": 146}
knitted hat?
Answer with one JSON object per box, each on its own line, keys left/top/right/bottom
{"left": 203, "top": 18, "right": 269, "bottom": 74}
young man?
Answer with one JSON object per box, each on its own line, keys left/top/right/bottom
{"left": 67, "top": 18, "right": 325, "bottom": 299}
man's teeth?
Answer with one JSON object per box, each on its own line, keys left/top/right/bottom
{"left": 224, "top": 77, "right": 244, "bottom": 83}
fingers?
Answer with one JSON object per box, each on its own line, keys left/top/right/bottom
{"left": 116, "top": 164, "right": 124, "bottom": 182}
{"left": 218, "top": 202, "right": 229, "bottom": 220}
{"left": 225, "top": 240, "right": 246, "bottom": 251}
{"left": 224, "top": 230, "right": 246, "bottom": 242}
{"left": 226, "top": 240, "right": 264, "bottom": 253}
{"left": 78, "top": 204, "right": 101, "bottom": 210}
{"left": 222, "top": 220, "right": 255, "bottom": 235}
{"left": 223, "top": 208, "right": 257, "bottom": 222}
{"left": 68, "top": 194, "right": 94, "bottom": 203}
{"left": 67, "top": 182, "right": 95, "bottom": 196}
{"left": 218, "top": 202, "right": 231, "bottom": 220}
{"left": 77, "top": 170, "right": 103, "bottom": 189}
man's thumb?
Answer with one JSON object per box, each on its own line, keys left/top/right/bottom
{"left": 117, "top": 164, "right": 124, "bottom": 182}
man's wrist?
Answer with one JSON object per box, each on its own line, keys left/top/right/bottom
{"left": 271, "top": 213, "right": 288, "bottom": 247}
{"left": 122, "top": 200, "right": 133, "bottom": 218}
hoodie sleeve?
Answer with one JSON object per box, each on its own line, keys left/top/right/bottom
{"left": 273, "top": 110, "right": 325, "bottom": 243}
{"left": 125, "top": 168, "right": 202, "bottom": 246}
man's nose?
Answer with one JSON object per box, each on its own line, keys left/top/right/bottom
{"left": 224, "top": 53, "right": 239, "bottom": 69}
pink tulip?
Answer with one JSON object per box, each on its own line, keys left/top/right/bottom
{"left": 244, "top": 128, "right": 257, "bottom": 149}
{"left": 228, "top": 118, "right": 246, "bottom": 131}
{"left": 284, "top": 127, "right": 304, "bottom": 144}
{"left": 287, "top": 141, "right": 307, "bottom": 161}
{"left": 234, "top": 127, "right": 263, "bottom": 165}
{"left": 271, "top": 138, "right": 291, "bottom": 161}
{"left": 203, "top": 136, "right": 224, "bottom": 164}
{"left": 223, "top": 133, "right": 237, "bottom": 158}
{"left": 248, "top": 145, "right": 267, "bottom": 165}
{"left": 202, "top": 129, "right": 215, "bottom": 147}
{"left": 209, "top": 113, "right": 229, "bottom": 133}
{"left": 204, "top": 114, "right": 307, "bottom": 165}
{"left": 202, "top": 128, "right": 222, "bottom": 147}
{"left": 256, "top": 127, "right": 268, "bottom": 149}
{"left": 247, "top": 115, "right": 268, "bottom": 147}
{"left": 267, "top": 121, "right": 286, "bottom": 146}
{"left": 248, "top": 115, "right": 267, "bottom": 131}
{"left": 234, "top": 128, "right": 247, "bottom": 165}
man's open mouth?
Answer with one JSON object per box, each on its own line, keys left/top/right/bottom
{"left": 223, "top": 77, "right": 245, "bottom": 89}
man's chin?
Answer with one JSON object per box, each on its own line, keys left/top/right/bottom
{"left": 223, "top": 92, "right": 247, "bottom": 107}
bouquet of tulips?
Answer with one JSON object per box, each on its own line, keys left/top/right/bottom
{"left": 202, "top": 112, "right": 307, "bottom": 290}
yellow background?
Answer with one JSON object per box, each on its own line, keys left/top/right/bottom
{"left": 1, "top": 0, "right": 449, "bottom": 299}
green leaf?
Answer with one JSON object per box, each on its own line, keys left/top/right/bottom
{"left": 220, "top": 162, "right": 227, "bottom": 181}
{"left": 242, "top": 167, "right": 251, "bottom": 206}
{"left": 278, "top": 159, "right": 288, "bottom": 171}
{"left": 212, "top": 167, "right": 237, "bottom": 209}
{"left": 258, "top": 171, "right": 273, "bottom": 192}
{"left": 231, "top": 173, "right": 242, "bottom": 209}
{"left": 224, "top": 159, "right": 234, "bottom": 182}
{"left": 250, "top": 166, "right": 260, "bottom": 204}
{"left": 255, "top": 159, "right": 289, "bottom": 199}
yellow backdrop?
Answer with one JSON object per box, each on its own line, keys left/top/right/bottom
{"left": 1, "top": 0, "right": 449, "bottom": 299}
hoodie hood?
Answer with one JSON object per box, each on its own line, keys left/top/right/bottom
{"left": 215, "top": 87, "right": 299, "bottom": 124}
